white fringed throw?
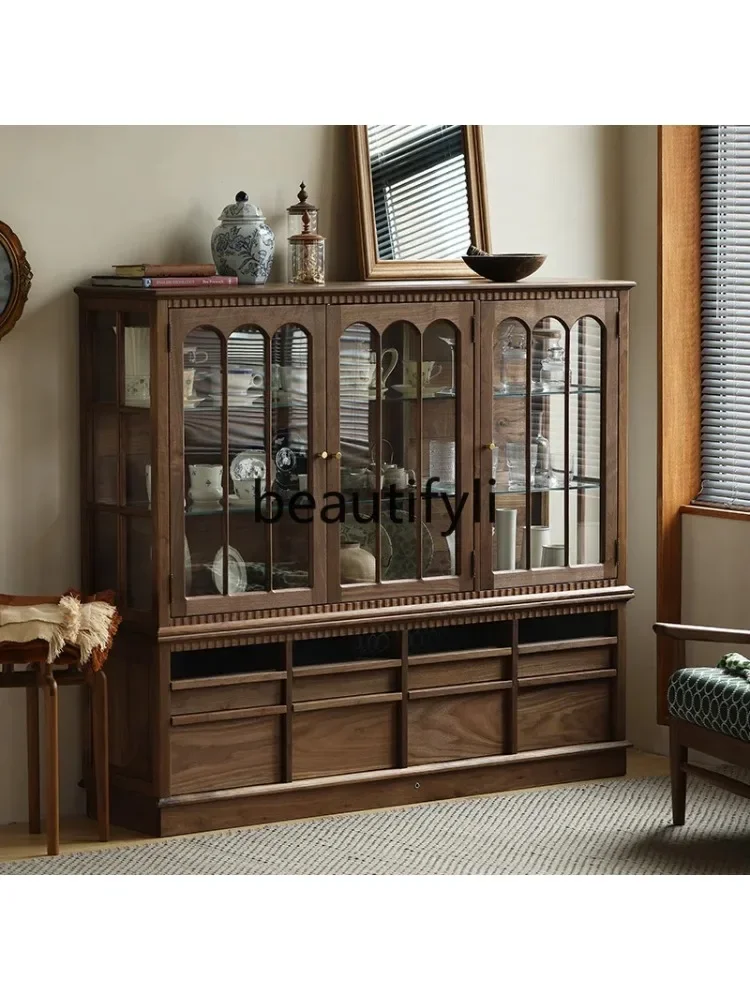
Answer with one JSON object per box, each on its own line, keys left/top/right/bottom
{"left": 0, "top": 594, "right": 116, "bottom": 663}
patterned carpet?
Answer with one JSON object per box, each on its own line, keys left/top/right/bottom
{"left": 2, "top": 774, "right": 750, "bottom": 875}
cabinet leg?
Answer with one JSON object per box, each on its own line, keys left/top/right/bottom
{"left": 92, "top": 669, "right": 110, "bottom": 842}
{"left": 43, "top": 664, "right": 60, "bottom": 856}
{"left": 670, "top": 724, "right": 687, "bottom": 826}
{"left": 26, "top": 678, "right": 41, "bottom": 835}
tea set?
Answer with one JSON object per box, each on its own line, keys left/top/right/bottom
{"left": 340, "top": 440, "right": 415, "bottom": 493}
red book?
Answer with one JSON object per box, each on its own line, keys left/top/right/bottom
{"left": 90, "top": 275, "right": 238, "bottom": 288}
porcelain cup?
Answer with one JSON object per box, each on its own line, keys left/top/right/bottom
{"left": 125, "top": 375, "right": 150, "bottom": 404}
{"left": 189, "top": 463, "right": 223, "bottom": 501}
{"left": 235, "top": 479, "right": 258, "bottom": 502}
{"left": 404, "top": 360, "right": 442, "bottom": 389}
{"left": 183, "top": 347, "right": 209, "bottom": 366}
{"left": 183, "top": 368, "right": 196, "bottom": 400}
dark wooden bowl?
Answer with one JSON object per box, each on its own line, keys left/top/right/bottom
{"left": 462, "top": 254, "right": 546, "bottom": 282}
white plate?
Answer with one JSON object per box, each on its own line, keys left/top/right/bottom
{"left": 230, "top": 449, "right": 266, "bottom": 483}
{"left": 210, "top": 545, "right": 247, "bottom": 595}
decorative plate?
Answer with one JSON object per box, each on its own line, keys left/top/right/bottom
{"left": 210, "top": 545, "right": 248, "bottom": 595}
{"left": 230, "top": 449, "right": 267, "bottom": 483}
{"left": 382, "top": 520, "right": 434, "bottom": 581}
{"left": 340, "top": 520, "right": 393, "bottom": 571}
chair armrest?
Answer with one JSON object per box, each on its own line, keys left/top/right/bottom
{"left": 654, "top": 622, "right": 750, "bottom": 644}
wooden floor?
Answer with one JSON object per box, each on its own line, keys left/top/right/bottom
{"left": 0, "top": 749, "right": 669, "bottom": 863}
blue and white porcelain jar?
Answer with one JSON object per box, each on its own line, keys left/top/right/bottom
{"left": 211, "top": 191, "right": 275, "bottom": 285}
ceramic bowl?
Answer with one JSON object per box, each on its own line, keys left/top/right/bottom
{"left": 462, "top": 254, "right": 546, "bottom": 282}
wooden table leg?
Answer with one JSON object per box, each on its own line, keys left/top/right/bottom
{"left": 26, "top": 678, "right": 41, "bottom": 835}
{"left": 42, "top": 663, "right": 60, "bottom": 856}
{"left": 92, "top": 669, "right": 110, "bottom": 842}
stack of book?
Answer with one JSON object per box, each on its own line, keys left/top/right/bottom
{"left": 90, "top": 264, "right": 238, "bottom": 288}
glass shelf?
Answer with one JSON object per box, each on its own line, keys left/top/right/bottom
{"left": 493, "top": 385, "right": 600, "bottom": 399}
{"left": 495, "top": 478, "right": 600, "bottom": 496}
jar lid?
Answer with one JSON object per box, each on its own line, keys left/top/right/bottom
{"left": 218, "top": 191, "right": 266, "bottom": 222}
{"left": 287, "top": 182, "right": 318, "bottom": 216}
{"left": 289, "top": 208, "right": 324, "bottom": 243}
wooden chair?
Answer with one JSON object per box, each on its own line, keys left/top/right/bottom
{"left": 654, "top": 622, "right": 750, "bottom": 825}
{"left": 0, "top": 647, "right": 109, "bottom": 856}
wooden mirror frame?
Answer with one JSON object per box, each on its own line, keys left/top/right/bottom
{"left": 0, "top": 221, "right": 32, "bottom": 342}
{"left": 351, "top": 124, "right": 492, "bottom": 280}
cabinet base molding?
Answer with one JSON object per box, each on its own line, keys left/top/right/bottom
{"left": 106, "top": 742, "right": 627, "bottom": 838}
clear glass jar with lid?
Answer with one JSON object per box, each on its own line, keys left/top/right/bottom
{"left": 289, "top": 210, "right": 325, "bottom": 285}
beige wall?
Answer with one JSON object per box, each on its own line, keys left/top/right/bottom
{"left": 0, "top": 125, "right": 623, "bottom": 824}
{"left": 620, "top": 126, "right": 663, "bottom": 755}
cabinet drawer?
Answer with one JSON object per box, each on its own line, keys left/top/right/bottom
{"left": 293, "top": 666, "right": 398, "bottom": 703}
{"left": 518, "top": 643, "right": 612, "bottom": 680}
{"left": 170, "top": 716, "right": 283, "bottom": 795}
{"left": 409, "top": 691, "right": 508, "bottom": 765}
{"left": 171, "top": 678, "right": 284, "bottom": 716}
{"left": 292, "top": 702, "right": 397, "bottom": 780}
{"left": 410, "top": 653, "right": 509, "bottom": 690}
{"left": 517, "top": 680, "right": 611, "bottom": 752}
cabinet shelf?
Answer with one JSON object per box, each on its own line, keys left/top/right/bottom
{"left": 493, "top": 385, "right": 600, "bottom": 398}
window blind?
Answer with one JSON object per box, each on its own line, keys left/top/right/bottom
{"left": 698, "top": 125, "right": 750, "bottom": 508}
{"left": 368, "top": 125, "right": 470, "bottom": 261}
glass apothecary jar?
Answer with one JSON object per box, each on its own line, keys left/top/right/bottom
{"left": 289, "top": 211, "right": 326, "bottom": 285}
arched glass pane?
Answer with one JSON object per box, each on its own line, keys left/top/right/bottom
{"left": 184, "top": 326, "right": 225, "bottom": 597}
{"left": 270, "top": 324, "right": 310, "bottom": 590}
{"left": 492, "top": 318, "right": 529, "bottom": 571}
{"left": 569, "top": 316, "right": 603, "bottom": 566}
{"left": 422, "top": 320, "right": 459, "bottom": 577}
{"left": 227, "top": 326, "right": 266, "bottom": 594}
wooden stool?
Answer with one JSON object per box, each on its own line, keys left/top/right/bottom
{"left": 0, "top": 656, "right": 109, "bottom": 856}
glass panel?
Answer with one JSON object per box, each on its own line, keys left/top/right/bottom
{"left": 492, "top": 318, "right": 530, "bottom": 570}
{"left": 271, "top": 324, "right": 310, "bottom": 590}
{"left": 123, "top": 410, "right": 150, "bottom": 507}
{"left": 92, "top": 411, "right": 118, "bottom": 505}
{"left": 91, "top": 310, "right": 117, "bottom": 403}
{"left": 184, "top": 327, "right": 225, "bottom": 598}
{"left": 381, "top": 321, "right": 420, "bottom": 582}
{"left": 227, "top": 326, "right": 267, "bottom": 594}
{"left": 92, "top": 511, "right": 118, "bottom": 592}
{"left": 339, "top": 323, "right": 379, "bottom": 585}
{"left": 422, "top": 321, "right": 458, "bottom": 577}
{"left": 569, "top": 316, "right": 603, "bottom": 565}
{"left": 123, "top": 312, "right": 151, "bottom": 409}
{"left": 126, "top": 517, "right": 151, "bottom": 610}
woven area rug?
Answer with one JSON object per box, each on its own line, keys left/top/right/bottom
{"left": 3, "top": 775, "right": 750, "bottom": 875}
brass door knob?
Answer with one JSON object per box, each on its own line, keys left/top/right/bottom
{"left": 316, "top": 450, "right": 329, "bottom": 460}
{"left": 332, "top": 451, "right": 342, "bottom": 460}
{"left": 487, "top": 442, "right": 497, "bottom": 451}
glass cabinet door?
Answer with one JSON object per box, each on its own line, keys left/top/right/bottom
{"left": 84, "top": 308, "right": 153, "bottom": 616}
{"left": 479, "top": 301, "right": 618, "bottom": 588}
{"left": 328, "top": 304, "right": 474, "bottom": 600}
{"left": 169, "top": 307, "right": 326, "bottom": 614}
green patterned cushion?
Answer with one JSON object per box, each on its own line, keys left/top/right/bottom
{"left": 668, "top": 667, "right": 750, "bottom": 742}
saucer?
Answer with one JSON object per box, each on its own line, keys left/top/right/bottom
{"left": 226, "top": 391, "right": 263, "bottom": 408}
{"left": 183, "top": 394, "right": 207, "bottom": 409}
{"left": 389, "top": 384, "right": 441, "bottom": 398}
{"left": 228, "top": 494, "right": 256, "bottom": 509}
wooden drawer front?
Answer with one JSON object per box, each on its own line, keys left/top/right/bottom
{"left": 409, "top": 692, "right": 507, "bottom": 765}
{"left": 518, "top": 645, "right": 611, "bottom": 680}
{"left": 171, "top": 680, "right": 283, "bottom": 716}
{"left": 294, "top": 668, "right": 397, "bottom": 704}
{"left": 517, "top": 681, "right": 611, "bottom": 752}
{"left": 410, "top": 656, "right": 508, "bottom": 690}
{"left": 170, "top": 717, "right": 283, "bottom": 794}
{"left": 293, "top": 703, "right": 397, "bottom": 780}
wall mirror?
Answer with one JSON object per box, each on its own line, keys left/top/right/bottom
{"left": 351, "top": 125, "right": 491, "bottom": 280}
{"left": 0, "top": 221, "right": 32, "bottom": 342}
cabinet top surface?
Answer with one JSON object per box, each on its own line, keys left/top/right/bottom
{"left": 75, "top": 278, "right": 635, "bottom": 301}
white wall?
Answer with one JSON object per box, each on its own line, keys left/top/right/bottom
{"left": 0, "top": 125, "right": 623, "bottom": 825}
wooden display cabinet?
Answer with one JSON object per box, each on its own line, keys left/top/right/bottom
{"left": 76, "top": 279, "right": 633, "bottom": 836}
